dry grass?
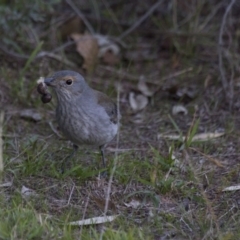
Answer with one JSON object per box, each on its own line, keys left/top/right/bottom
{"left": 1, "top": 0, "right": 240, "bottom": 239}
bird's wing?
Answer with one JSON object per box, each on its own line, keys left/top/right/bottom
{"left": 95, "top": 90, "right": 119, "bottom": 124}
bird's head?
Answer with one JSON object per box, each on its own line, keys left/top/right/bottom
{"left": 44, "top": 70, "right": 88, "bottom": 100}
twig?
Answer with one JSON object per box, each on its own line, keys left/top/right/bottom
{"left": 37, "top": 51, "right": 78, "bottom": 68}
{"left": 0, "top": 111, "right": 4, "bottom": 177}
{"left": 67, "top": 183, "right": 75, "bottom": 205}
{"left": 218, "top": 0, "right": 236, "bottom": 103}
{"left": 65, "top": 0, "right": 95, "bottom": 35}
{"left": 0, "top": 45, "right": 78, "bottom": 68}
{"left": 98, "top": 65, "right": 193, "bottom": 85}
{"left": 160, "top": 67, "right": 193, "bottom": 83}
{"left": 79, "top": 193, "right": 90, "bottom": 240}
{"left": 99, "top": 80, "right": 121, "bottom": 240}
{"left": 97, "top": 65, "right": 139, "bottom": 81}
{"left": 101, "top": 0, "right": 122, "bottom": 33}
{"left": 190, "top": 147, "right": 225, "bottom": 168}
{"left": 172, "top": 0, "right": 178, "bottom": 30}
{"left": 0, "top": 44, "right": 29, "bottom": 60}
{"left": 52, "top": 41, "right": 76, "bottom": 53}
{"left": 118, "top": 0, "right": 163, "bottom": 40}
{"left": 199, "top": 2, "right": 223, "bottom": 31}
{"left": 48, "top": 121, "right": 63, "bottom": 138}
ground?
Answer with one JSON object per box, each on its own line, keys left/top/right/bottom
{"left": 1, "top": 1, "right": 240, "bottom": 239}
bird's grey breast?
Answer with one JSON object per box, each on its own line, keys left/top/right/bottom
{"left": 56, "top": 97, "right": 118, "bottom": 146}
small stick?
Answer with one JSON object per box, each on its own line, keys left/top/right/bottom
{"left": 65, "top": 0, "right": 95, "bottom": 35}
{"left": 99, "top": 79, "right": 121, "bottom": 240}
{"left": 98, "top": 65, "right": 193, "bottom": 85}
{"left": 48, "top": 121, "right": 63, "bottom": 138}
{"left": 118, "top": 0, "right": 163, "bottom": 40}
{"left": 37, "top": 51, "right": 78, "bottom": 68}
{"left": 190, "top": 147, "right": 224, "bottom": 168}
{"left": 0, "top": 46, "right": 78, "bottom": 68}
{"left": 218, "top": 0, "right": 236, "bottom": 103}
{"left": 160, "top": 67, "right": 193, "bottom": 82}
{"left": 67, "top": 183, "right": 75, "bottom": 205}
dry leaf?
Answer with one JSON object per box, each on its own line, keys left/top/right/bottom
{"left": 191, "top": 132, "right": 225, "bottom": 141}
{"left": 71, "top": 33, "right": 99, "bottom": 73}
{"left": 21, "top": 185, "right": 37, "bottom": 199}
{"left": 101, "top": 50, "right": 120, "bottom": 65}
{"left": 172, "top": 54, "right": 180, "bottom": 69}
{"left": 138, "top": 76, "right": 154, "bottom": 97}
{"left": 164, "top": 82, "right": 197, "bottom": 102}
{"left": 0, "top": 182, "right": 12, "bottom": 187}
{"left": 95, "top": 35, "right": 120, "bottom": 57}
{"left": 222, "top": 185, "right": 240, "bottom": 191}
{"left": 160, "top": 132, "right": 225, "bottom": 141}
{"left": 20, "top": 109, "right": 42, "bottom": 122}
{"left": 124, "top": 200, "right": 141, "bottom": 209}
{"left": 88, "top": 34, "right": 121, "bottom": 65}
{"left": 204, "top": 74, "right": 212, "bottom": 88}
{"left": 92, "top": 195, "right": 116, "bottom": 210}
{"left": 129, "top": 92, "right": 148, "bottom": 111}
{"left": 130, "top": 112, "right": 145, "bottom": 124}
{"left": 69, "top": 215, "right": 118, "bottom": 226}
{"left": 175, "top": 87, "right": 197, "bottom": 101}
{"left": 172, "top": 105, "right": 188, "bottom": 115}
{"left": 60, "top": 16, "right": 84, "bottom": 40}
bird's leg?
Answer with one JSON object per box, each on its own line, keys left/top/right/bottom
{"left": 61, "top": 144, "right": 78, "bottom": 173}
{"left": 99, "top": 145, "right": 108, "bottom": 177}
{"left": 99, "top": 145, "right": 106, "bottom": 168}
{"left": 71, "top": 144, "right": 79, "bottom": 159}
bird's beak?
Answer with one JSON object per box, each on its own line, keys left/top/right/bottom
{"left": 44, "top": 77, "right": 54, "bottom": 87}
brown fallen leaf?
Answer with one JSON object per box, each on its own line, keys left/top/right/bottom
{"left": 101, "top": 49, "right": 120, "bottom": 66}
{"left": 60, "top": 16, "right": 84, "bottom": 40}
{"left": 95, "top": 34, "right": 120, "bottom": 65}
{"left": 92, "top": 195, "right": 116, "bottom": 211}
{"left": 71, "top": 33, "right": 99, "bottom": 73}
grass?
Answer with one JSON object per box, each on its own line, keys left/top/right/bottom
{"left": 2, "top": 116, "right": 229, "bottom": 239}
{"left": 3, "top": 79, "right": 239, "bottom": 239}
{"left": 1, "top": 0, "right": 240, "bottom": 239}
{"left": 2, "top": 115, "right": 239, "bottom": 239}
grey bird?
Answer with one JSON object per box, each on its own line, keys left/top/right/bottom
{"left": 44, "top": 70, "right": 120, "bottom": 169}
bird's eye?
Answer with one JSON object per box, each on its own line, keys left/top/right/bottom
{"left": 66, "top": 79, "right": 73, "bottom": 85}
